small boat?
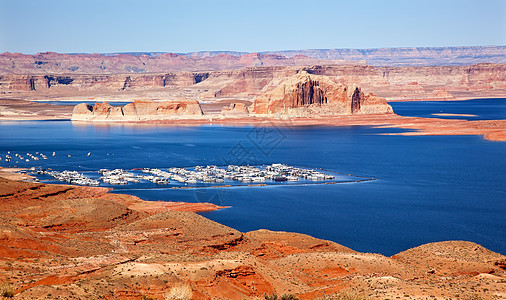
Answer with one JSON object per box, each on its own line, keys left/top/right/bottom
{"left": 274, "top": 176, "right": 287, "bottom": 182}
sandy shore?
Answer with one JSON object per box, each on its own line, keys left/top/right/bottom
{"left": 0, "top": 167, "right": 35, "bottom": 181}
{"left": 431, "top": 113, "right": 478, "bottom": 117}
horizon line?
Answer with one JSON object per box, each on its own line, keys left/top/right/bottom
{"left": 2, "top": 45, "right": 505, "bottom": 56}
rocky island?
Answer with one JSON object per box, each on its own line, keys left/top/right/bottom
{"left": 72, "top": 100, "right": 204, "bottom": 121}
{"left": 252, "top": 71, "right": 393, "bottom": 115}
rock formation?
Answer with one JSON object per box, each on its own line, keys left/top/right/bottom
{"left": 220, "top": 102, "right": 250, "bottom": 116}
{"left": 252, "top": 71, "right": 393, "bottom": 115}
{"left": 72, "top": 100, "right": 204, "bottom": 121}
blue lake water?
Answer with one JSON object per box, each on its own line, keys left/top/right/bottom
{"left": 389, "top": 98, "right": 506, "bottom": 120}
{"left": 0, "top": 98, "right": 504, "bottom": 256}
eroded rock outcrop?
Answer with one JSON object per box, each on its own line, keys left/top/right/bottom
{"left": 432, "top": 88, "right": 455, "bottom": 99}
{"left": 72, "top": 100, "right": 203, "bottom": 121}
{"left": 253, "top": 71, "right": 393, "bottom": 115}
{"left": 220, "top": 102, "right": 250, "bottom": 116}
{"left": 7, "top": 75, "right": 36, "bottom": 91}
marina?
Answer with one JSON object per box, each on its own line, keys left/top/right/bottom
{"left": 1, "top": 151, "right": 372, "bottom": 188}
{"left": 26, "top": 163, "right": 373, "bottom": 188}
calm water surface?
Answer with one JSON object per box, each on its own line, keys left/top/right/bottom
{"left": 389, "top": 98, "right": 506, "bottom": 120}
{"left": 0, "top": 99, "right": 504, "bottom": 256}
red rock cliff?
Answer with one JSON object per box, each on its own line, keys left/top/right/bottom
{"left": 252, "top": 71, "right": 393, "bottom": 115}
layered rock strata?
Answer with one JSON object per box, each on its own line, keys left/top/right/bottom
{"left": 72, "top": 100, "right": 204, "bottom": 121}
{"left": 253, "top": 71, "right": 393, "bottom": 115}
{"left": 2, "top": 64, "right": 505, "bottom": 102}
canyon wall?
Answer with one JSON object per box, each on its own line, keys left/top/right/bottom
{"left": 2, "top": 47, "right": 503, "bottom": 75}
{"left": 72, "top": 100, "right": 203, "bottom": 121}
{"left": 0, "top": 51, "right": 358, "bottom": 75}
{"left": 0, "top": 72, "right": 209, "bottom": 92}
{"left": 2, "top": 64, "right": 505, "bottom": 102}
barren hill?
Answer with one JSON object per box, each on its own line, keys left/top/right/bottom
{"left": 0, "top": 177, "right": 504, "bottom": 299}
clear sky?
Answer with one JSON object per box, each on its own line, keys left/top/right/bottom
{"left": 1, "top": 0, "right": 505, "bottom": 54}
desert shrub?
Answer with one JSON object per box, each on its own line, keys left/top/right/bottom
{"left": 332, "top": 293, "right": 367, "bottom": 300}
{"left": 164, "top": 283, "right": 193, "bottom": 300}
{"left": 0, "top": 282, "right": 14, "bottom": 298}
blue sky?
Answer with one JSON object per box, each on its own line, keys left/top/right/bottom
{"left": 1, "top": 0, "right": 505, "bottom": 54}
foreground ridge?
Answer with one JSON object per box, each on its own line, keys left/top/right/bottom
{"left": 0, "top": 176, "right": 504, "bottom": 299}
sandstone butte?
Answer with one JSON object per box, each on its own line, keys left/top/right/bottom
{"left": 0, "top": 175, "right": 504, "bottom": 299}
{"left": 252, "top": 71, "right": 393, "bottom": 115}
{"left": 71, "top": 100, "right": 204, "bottom": 121}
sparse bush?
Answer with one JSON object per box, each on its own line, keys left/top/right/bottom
{"left": 0, "top": 282, "right": 14, "bottom": 298}
{"left": 164, "top": 283, "right": 193, "bottom": 300}
{"left": 265, "top": 294, "right": 299, "bottom": 300}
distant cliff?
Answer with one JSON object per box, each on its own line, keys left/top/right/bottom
{"left": 255, "top": 46, "right": 506, "bottom": 67}
{"left": 2, "top": 64, "right": 505, "bottom": 103}
{"left": 0, "top": 51, "right": 359, "bottom": 75}
{"left": 253, "top": 71, "right": 393, "bottom": 115}
{"left": 129, "top": 46, "right": 506, "bottom": 67}
{"left": 72, "top": 100, "right": 203, "bottom": 121}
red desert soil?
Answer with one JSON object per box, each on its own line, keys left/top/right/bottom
{"left": 0, "top": 177, "right": 504, "bottom": 299}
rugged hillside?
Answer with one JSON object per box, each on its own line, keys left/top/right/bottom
{"left": 0, "top": 177, "right": 504, "bottom": 299}
{"left": 253, "top": 71, "right": 393, "bottom": 115}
